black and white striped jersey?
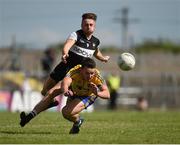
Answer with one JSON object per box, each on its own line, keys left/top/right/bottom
{"left": 50, "top": 30, "right": 100, "bottom": 82}
{"left": 68, "top": 29, "right": 100, "bottom": 58}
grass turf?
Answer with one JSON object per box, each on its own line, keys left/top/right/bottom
{"left": 0, "top": 110, "right": 180, "bottom": 144}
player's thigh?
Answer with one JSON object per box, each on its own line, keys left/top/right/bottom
{"left": 47, "top": 81, "right": 62, "bottom": 97}
{"left": 41, "top": 76, "right": 57, "bottom": 96}
{"left": 64, "top": 98, "right": 85, "bottom": 115}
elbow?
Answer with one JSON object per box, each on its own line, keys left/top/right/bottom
{"left": 97, "top": 87, "right": 110, "bottom": 99}
{"left": 106, "top": 92, "right": 110, "bottom": 99}
{"left": 102, "top": 89, "right": 110, "bottom": 99}
{"left": 103, "top": 91, "right": 110, "bottom": 99}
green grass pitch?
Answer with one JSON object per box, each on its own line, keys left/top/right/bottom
{"left": 0, "top": 110, "right": 180, "bottom": 144}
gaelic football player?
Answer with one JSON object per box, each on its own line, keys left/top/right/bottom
{"left": 20, "top": 58, "right": 110, "bottom": 134}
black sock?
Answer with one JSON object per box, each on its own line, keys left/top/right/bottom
{"left": 26, "top": 110, "right": 37, "bottom": 122}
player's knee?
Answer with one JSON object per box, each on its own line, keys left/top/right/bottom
{"left": 62, "top": 107, "right": 69, "bottom": 119}
{"left": 62, "top": 106, "right": 73, "bottom": 118}
{"left": 41, "top": 89, "right": 47, "bottom": 96}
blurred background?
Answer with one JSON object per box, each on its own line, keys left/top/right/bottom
{"left": 0, "top": 0, "right": 180, "bottom": 112}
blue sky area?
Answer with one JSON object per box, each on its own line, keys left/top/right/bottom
{"left": 0, "top": 0, "right": 180, "bottom": 49}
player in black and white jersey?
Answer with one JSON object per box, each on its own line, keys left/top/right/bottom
{"left": 51, "top": 29, "right": 104, "bottom": 85}
{"left": 20, "top": 13, "right": 110, "bottom": 127}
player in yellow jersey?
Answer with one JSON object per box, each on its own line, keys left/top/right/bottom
{"left": 20, "top": 58, "right": 110, "bottom": 134}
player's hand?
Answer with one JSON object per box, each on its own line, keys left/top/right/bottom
{"left": 64, "top": 89, "right": 74, "bottom": 97}
{"left": 89, "top": 82, "right": 98, "bottom": 96}
{"left": 103, "top": 56, "right": 110, "bottom": 62}
{"left": 62, "top": 54, "right": 69, "bottom": 63}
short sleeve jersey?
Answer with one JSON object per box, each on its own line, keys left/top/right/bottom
{"left": 66, "top": 65, "right": 105, "bottom": 97}
{"left": 68, "top": 30, "right": 100, "bottom": 58}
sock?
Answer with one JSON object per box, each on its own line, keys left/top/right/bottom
{"left": 26, "top": 110, "right": 37, "bottom": 121}
{"left": 74, "top": 117, "right": 81, "bottom": 126}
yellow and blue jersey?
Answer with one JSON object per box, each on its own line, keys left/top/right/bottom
{"left": 66, "top": 65, "right": 105, "bottom": 97}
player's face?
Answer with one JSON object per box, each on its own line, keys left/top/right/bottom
{"left": 81, "top": 67, "right": 96, "bottom": 81}
{"left": 81, "top": 19, "right": 96, "bottom": 35}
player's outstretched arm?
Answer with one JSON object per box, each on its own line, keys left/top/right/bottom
{"left": 61, "top": 77, "right": 72, "bottom": 93}
{"left": 61, "top": 39, "right": 76, "bottom": 63}
{"left": 93, "top": 49, "right": 110, "bottom": 62}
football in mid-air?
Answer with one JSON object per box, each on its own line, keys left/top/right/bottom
{"left": 118, "top": 52, "right": 136, "bottom": 71}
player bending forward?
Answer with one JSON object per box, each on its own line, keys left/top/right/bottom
{"left": 20, "top": 58, "right": 110, "bottom": 134}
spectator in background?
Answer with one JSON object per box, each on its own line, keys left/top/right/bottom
{"left": 107, "top": 73, "right": 121, "bottom": 110}
{"left": 41, "top": 48, "right": 55, "bottom": 79}
{"left": 137, "top": 96, "right": 148, "bottom": 111}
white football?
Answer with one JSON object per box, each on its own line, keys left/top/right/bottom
{"left": 118, "top": 52, "right": 136, "bottom": 71}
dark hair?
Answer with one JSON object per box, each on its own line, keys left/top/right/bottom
{"left": 82, "top": 13, "right": 97, "bottom": 21}
{"left": 81, "top": 58, "right": 96, "bottom": 68}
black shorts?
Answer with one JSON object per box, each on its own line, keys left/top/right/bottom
{"left": 50, "top": 52, "right": 85, "bottom": 83}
